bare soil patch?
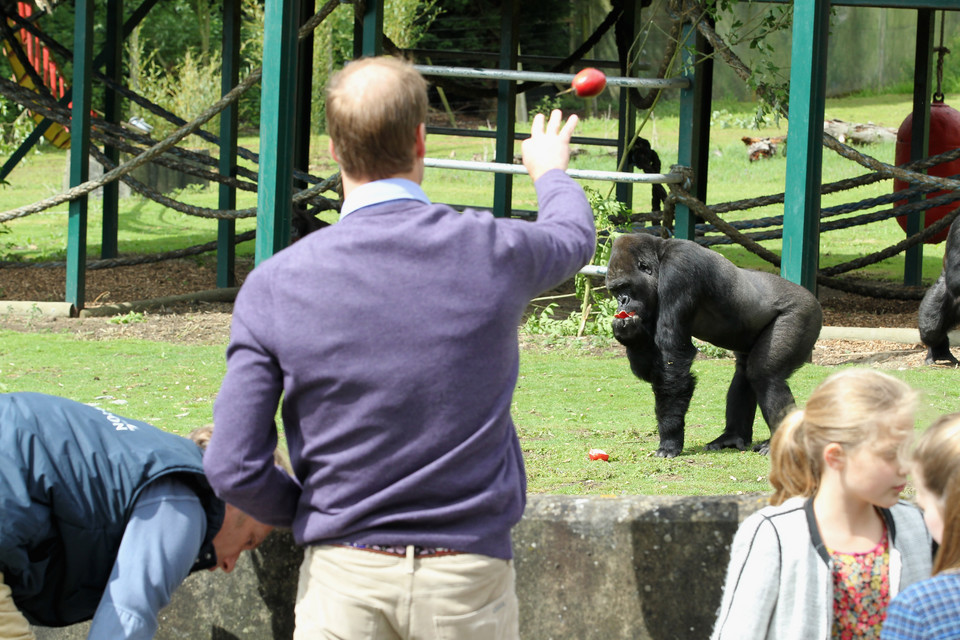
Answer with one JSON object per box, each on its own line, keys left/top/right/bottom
{"left": 0, "top": 259, "right": 944, "bottom": 369}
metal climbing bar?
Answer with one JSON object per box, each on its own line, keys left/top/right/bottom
{"left": 423, "top": 157, "right": 685, "bottom": 184}
{"left": 412, "top": 64, "right": 689, "bottom": 90}
{"left": 579, "top": 265, "right": 607, "bottom": 277}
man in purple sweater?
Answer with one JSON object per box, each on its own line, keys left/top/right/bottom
{"left": 204, "top": 55, "right": 595, "bottom": 639}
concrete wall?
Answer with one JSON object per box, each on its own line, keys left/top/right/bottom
{"left": 33, "top": 493, "right": 770, "bottom": 640}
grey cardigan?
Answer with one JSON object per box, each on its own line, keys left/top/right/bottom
{"left": 711, "top": 496, "right": 933, "bottom": 640}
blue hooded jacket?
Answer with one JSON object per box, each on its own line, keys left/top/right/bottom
{"left": 0, "top": 392, "right": 224, "bottom": 627}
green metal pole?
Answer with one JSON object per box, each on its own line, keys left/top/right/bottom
{"left": 904, "top": 10, "right": 934, "bottom": 287}
{"left": 101, "top": 0, "right": 122, "bottom": 259}
{"left": 615, "top": 0, "right": 637, "bottom": 211}
{"left": 217, "top": 0, "right": 241, "bottom": 287}
{"left": 675, "top": 21, "right": 713, "bottom": 240}
{"left": 66, "top": 0, "right": 94, "bottom": 309}
{"left": 256, "top": 0, "right": 300, "bottom": 264}
{"left": 294, "top": 0, "right": 315, "bottom": 191}
{"left": 781, "top": 0, "right": 830, "bottom": 294}
{"left": 358, "top": 0, "right": 383, "bottom": 57}
{"left": 492, "top": 0, "right": 518, "bottom": 218}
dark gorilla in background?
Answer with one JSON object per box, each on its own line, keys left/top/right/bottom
{"left": 605, "top": 233, "right": 823, "bottom": 458}
{"left": 919, "top": 219, "right": 960, "bottom": 366}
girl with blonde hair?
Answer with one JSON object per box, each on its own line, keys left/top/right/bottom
{"left": 882, "top": 413, "right": 960, "bottom": 639}
{"left": 712, "top": 368, "right": 933, "bottom": 640}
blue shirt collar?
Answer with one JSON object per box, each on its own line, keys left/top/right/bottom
{"left": 339, "top": 178, "right": 431, "bottom": 220}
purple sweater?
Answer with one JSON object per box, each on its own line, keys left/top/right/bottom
{"left": 204, "top": 169, "right": 595, "bottom": 559}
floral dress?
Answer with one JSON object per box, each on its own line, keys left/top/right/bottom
{"left": 829, "top": 528, "right": 891, "bottom": 639}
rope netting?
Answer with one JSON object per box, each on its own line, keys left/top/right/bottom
{"left": 0, "top": 0, "right": 344, "bottom": 269}
{"left": 638, "top": 0, "right": 960, "bottom": 300}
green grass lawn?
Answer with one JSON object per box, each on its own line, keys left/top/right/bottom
{"left": 0, "top": 328, "right": 955, "bottom": 497}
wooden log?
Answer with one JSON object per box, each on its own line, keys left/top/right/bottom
{"left": 78, "top": 287, "right": 239, "bottom": 317}
{"left": 823, "top": 119, "right": 897, "bottom": 145}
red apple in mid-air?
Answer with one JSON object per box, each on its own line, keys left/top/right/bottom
{"left": 571, "top": 68, "right": 607, "bottom": 98}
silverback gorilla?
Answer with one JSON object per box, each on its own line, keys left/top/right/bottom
{"left": 919, "top": 219, "right": 960, "bottom": 365}
{"left": 605, "top": 233, "right": 823, "bottom": 458}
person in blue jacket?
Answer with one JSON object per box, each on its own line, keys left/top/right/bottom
{"left": 0, "top": 392, "right": 275, "bottom": 640}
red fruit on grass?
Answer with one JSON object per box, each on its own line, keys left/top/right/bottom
{"left": 571, "top": 68, "right": 606, "bottom": 98}
{"left": 588, "top": 448, "right": 609, "bottom": 461}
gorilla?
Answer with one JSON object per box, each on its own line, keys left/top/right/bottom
{"left": 919, "top": 218, "right": 960, "bottom": 366}
{"left": 605, "top": 233, "right": 823, "bottom": 458}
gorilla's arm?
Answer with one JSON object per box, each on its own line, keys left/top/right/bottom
{"left": 920, "top": 220, "right": 960, "bottom": 365}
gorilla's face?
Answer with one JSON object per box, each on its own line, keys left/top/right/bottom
{"left": 605, "top": 234, "right": 660, "bottom": 342}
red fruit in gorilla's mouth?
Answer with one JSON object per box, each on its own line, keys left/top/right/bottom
{"left": 614, "top": 311, "right": 636, "bottom": 319}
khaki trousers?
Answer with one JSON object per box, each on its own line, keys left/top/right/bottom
{"left": 294, "top": 545, "right": 519, "bottom": 640}
{"left": 0, "top": 572, "right": 34, "bottom": 640}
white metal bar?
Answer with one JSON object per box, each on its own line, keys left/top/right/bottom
{"left": 424, "top": 157, "right": 683, "bottom": 184}
{"left": 578, "top": 265, "right": 608, "bottom": 277}
{"left": 413, "top": 64, "right": 689, "bottom": 90}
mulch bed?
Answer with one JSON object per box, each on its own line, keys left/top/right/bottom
{"left": 0, "top": 258, "right": 945, "bottom": 371}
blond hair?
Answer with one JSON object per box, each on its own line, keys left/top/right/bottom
{"left": 325, "top": 56, "right": 428, "bottom": 180}
{"left": 768, "top": 369, "right": 917, "bottom": 506}
{"left": 189, "top": 425, "right": 292, "bottom": 475}
{"left": 913, "top": 413, "right": 960, "bottom": 574}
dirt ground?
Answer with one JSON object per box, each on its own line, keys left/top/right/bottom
{"left": 0, "top": 257, "right": 945, "bottom": 369}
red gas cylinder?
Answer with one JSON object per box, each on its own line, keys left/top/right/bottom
{"left": 894, "top": 100, "right": 960, "bottom": 243}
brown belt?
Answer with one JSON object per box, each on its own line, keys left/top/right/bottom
{"left": 338, "top": 542, "right": 463, "bottom": 558}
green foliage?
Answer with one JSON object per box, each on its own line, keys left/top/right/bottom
{"left": 693, "top": 339, "right": 731, "bottom": 359}
{"left": 530, "top": 95, "right": 563, "bottom": 120}
{"left": 312, "top": 0, "right": 441, "bottom": 134}
{"left": 521, "top": 187, "right": 626, "bottom": 339}
{"left": 522, "top": 298, "right": 615, "bottom": 339}
{"left": 522, "top": 303, "right": 581, "bottom": 337}
{"left": 125, "top": 0, "right": 264, "bottom": 136}
{"left": 108, "top": 311, "right": 146, "bottom": 325}
{"left": 0, "top": 101, "right": 44, "bottom": 154}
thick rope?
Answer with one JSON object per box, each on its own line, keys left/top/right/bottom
{"left": 5, "top": 1, "right": 342, "bottom": 187}
{"left": 0, "top": 68, "right": 262, "bottom": 223}
{"left": 0, "top": 229, "right": 257, "bottom": 270}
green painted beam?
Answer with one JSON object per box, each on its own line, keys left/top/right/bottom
{"left": 903, "top": 10, "right": 934, "bottom": 287}
{"left": 675, "top": 21, "right": 713, "bottom": 240}
{"left": 101, "top": 0, "right": 122, "bottom": 259}
{"left": 781, "top": 0, "right": 831, "bottom": 293}
{"left": 294, "top": 0, "right": 315, "bottom": 191}
{"left": 357, "top": 0, "right": 383, "bottom": 57}
{"left": 493, "top": 0, "right": 518, "bottom": 218}
{"left": 615, "top": 0, "right": 637, "bottom": 210}
{"left": 217, "top": 0, "right": 241, "bottom": 287}
{"left": 66, "top": 0, "right": 94, "bottom": 309}
{"left": 256, "top": 0, "right": 300, "bottom": 263}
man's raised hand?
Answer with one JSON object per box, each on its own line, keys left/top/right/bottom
{"left": 521, "top": 109, "right": 579, "bottom": 183}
